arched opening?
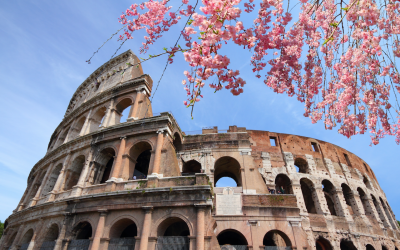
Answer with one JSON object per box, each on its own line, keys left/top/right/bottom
{"left": 366, "top": 244, "right": 375, "bottom": 250}
{"left": 322, "top": 180, "right": 337, "bottom": 216}
{"left": 89, "top": 107, "right": 107, "bottom": 132}
{"left": 275, "top": 174, "right": 292, "bottom": 194}
{"left": 68, "top": 222, "right": 92, "bottom": 250}
{"left": 156, "top": 217, "right": 190, "bottom": 249}
{"left": 300, "top": 178, "right": 317, "bottom": 214}
{"left": 363, "top": 176, "right": 373, "bottom": 190}
{"left": 129, "top": 142, "right": 152, "bottom": 180}
{"left": 25, "top": 172, "right": 46, "bottom": 205}
{"left": 19, "top": 229, "right": 34, "bottom": 250}
{"left": 379, "top": 197, "right": 396, "bottom": 229}
{"left": 108, "top": 219, "right": 137, "bottom": 249}
{"left": 42, "top": 163, "right": 63, "bottom": 195}
{"left": 5, "top": 232, "right": 17, "bottom": 249}
{"left": 64, "top": 155, "right": 85, "bottom": 191}
{"left": 371, "top": 195, "right": 390, "bottom": 227}
{"left": 340, "top": 239, "right": 357, "bottom": 250}
{"left": 263, "top": 230, "right": 292, "bottom": 247}
{"left": 55, "top": 126, "right": 70, "bottom": 147}
{"left": 173, "top": 132, "right": 182, "bottom": 152}
{"left": 294, "top": 158, "right": 308, "bottom": 173}
{"left": 89, "top": 148, "right": 115, "bottom": 185}
{"left": 214, "top": 157, "right": 242, "bottom": 187}
{"left": 71, "top": 116, "right": 87, "bottom": 139}
{"left": 218, "top": 229, "right": 248, "bottom": 248}
{"left": 316, "top": 237, "right": 332, "bottom": 250}
{"left": 357, "top": 188, "right": 373, "bottom": 218}
{"left": 40, "top": 224, "right": 59, "bottom": 249}
{"left": 115, "top": 98, "right": 133, "bottom": 124}
{"left": 382, "top": 245, "right": 388, "bottom": 250}
{"left": 182, "top": 160, "right": 202, "bottom": 175}
{"left": 341, "top": 183, "right": 357, "bottom": 215}
{"left": 216, "top": 177, "right": 238, "bottom": 187}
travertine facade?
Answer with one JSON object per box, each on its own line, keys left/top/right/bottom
{"left": 0, "top": 50, "right": 398, "bottom": 250}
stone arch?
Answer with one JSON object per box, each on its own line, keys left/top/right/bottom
{"left": 379, "top": 197, "right": 396, "bottom": 228}
{"left": 275, "top": 174, "right": 292, "bottom": 194}
{"left": 5, "top": 232, "right": 17, "bottom": 249}
{"left": 156, "top": 217, "right": 190, "bottom": 237}
{"left": 363, "top": 175, "right": 373, "bottom": 190}
{"left": 40, "top": 223, "right": 59, "bottom": 248}
{"left": 300, "top": 178, "right": 317, "bottom": 214}
{"left": 90, "top": 147, "right": 115, "bottom": 184}
{"left": 115, "top": 97, "right": 134, "bottom": 124}
{"left": 182, "top": 160, "right": 201, "bottom": 175}
{"left": 322, "top": 179, "right": 337, "bottom": 216}
{"left": 173, "top": 132, "right": 182, "bottom": 152}
{"left": 382, "top": 245, "right": 389, "bottom": 250}
{"left": 341, "top": 183, "right": 358, "bottom": 215}
{"left": 263, "top": 229, "right": 292, "bottom": 247}
{"left": 42, "top": 163, "right": 63, "bottom": 195}
{"left": 55, "top": 126, "right": 70, "bottom": 147}
{"left": 214, "top": 156, "right": 242, "bottom": 187}
{"left": 294, "top": 157, "right": 309, "bottom": 173}
{"left": 129, "top": 141, "right": 153, "bottom": 179}
{"left": 340, "top": 239, "right": 357, "bottom": 250}
{"left": 357, "top": 187, "right": 373, "bottom": 217}
{"left": 316, "top": 236, "right": 333, "bottom": 250}
{"left": 88, "top": 106, "right": 107, "bottom": 132}
{"left": 70, "top": 221, "right": 93, "bottom": 240}
{"left": 109, "top": 218, "right": 138, "bottom": 238}
{"left": 108, "top": 215, "right": 141, "bottom": 237}
{"left": 153, "top": 213, "right": 194, "bottom": 237}
{"left": 19, "top": 228, "right": 34, "bottom": 247}
{"left": 25, "top": 171, "right": 46, "bottom": 205}
{"left": 71, "top": 116, "right": 87, "bottom": 139}
{"left": 366, "top": 244, "right": 375, "bottom": 250}
{"left": 64, "top": 155, "right": 85, "bottom": 191}
{"left": 217, "top": 229, "right": 248, "bottom": 246}
{"left": 282, "top": 135, "right": 308, "bottom": 151}
{"left": 371, "top": 194, "right": 390, "bottom": 227}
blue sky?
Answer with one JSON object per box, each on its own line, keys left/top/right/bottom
{"left": 0, "top": 1, "right": 399, "bottom": 222}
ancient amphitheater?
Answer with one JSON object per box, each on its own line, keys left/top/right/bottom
{"left": 0, "top": 50, "right": 399, "bottom": 250}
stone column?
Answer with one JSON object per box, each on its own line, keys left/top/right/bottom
{"left": 64, "top": 120, "right": 77, "bottom": 143}
{"left": 291, "top": 182, "right": 308, "bottom": 215}
{"left": 20, "top": 173, "right": 42, "bottom": 210}
{"left": 16, "top": 188, "right": 30, "bottom": 211}
{"left": 103, "top": 99, "right": 115, "bottom": 128}
{"left": 195, "top": 204, "right": 207, "bottom": 250}
{"left": 313, "top": 185, "right": 331, "bottom": 216}
{"left": 72, "top": 149, "right": 94, "bottom": 197}
{"left": 374, "top": 198, "right": 392, "bottom": 229}
{"left": 109, "top": 137, "right": 126, "bottom": 181}
{"left": 80, "top": 109, "right": 93, "bottom": 136}
{"left": 9, "top": 224, "right": 24, "bottom": 250}
{"left": 151, "top": 130, "right": 164, "bottom": 176}
{"left": 128, "top": 91, "right": 143, "bottom": 121}
{"left": 139, "top": 206, "right": 153, "bottom": 250}
{"left": 90, "top": 210, "right": 108, "bottom": 250}
{"left": 54, "top": 213, "right": 70, "bottom": 250}
{"left": 30, "top": 162, "right": 55, "bottom": 206}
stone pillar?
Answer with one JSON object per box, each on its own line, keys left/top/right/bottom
{"left": 16, "top": 188, "right": 30, "bottom": 211}
{"left": 314, "top": 185, "right": 331, "bottom": 216}
{"left": 20, "top": 173, "right": 42, "bottom": 210}
{"left": 64, "top": 120, "right": 77, "bottom": 143}
{"left": 9, "top": 224, "right": 24, "bottom": 250}
{"left": 291, "top": 182, "right": 308, "bottom": 215}
{"left": 151, "top": 130, "right": 164, "bottom": 176}
{"left": 334, "top": 187, "right": 353, "bottom": 221}
{"left": 374, "top": 198, "right": 392, "bottom": 229}
{"left": 139, "top": 206, "right": 153, "bottom": 250}
{"left": 30, "top": 162, "right": 55, "bottom": 206}
{"left": 103, "top": 99, "right": 115, "bottom": 128}
{"left": 128, "top": 91, "right": 143, "bottom": 121}
{"left": 195, "top": 204, "right": 207, "bottom": 250}
{"left": 109, "top": 137, "right": 126, "bottom": 181}
{"left": 80, "top": 109, "right": 93, "bottom": 136}
{"left": 71, "top": 150, "right": 94, "bottom": 197}
{"left": 54, "top": 214, "right": 70, "bottom": 250}
{"left": 91, "top": 210, "right": 108, "bottom": 250}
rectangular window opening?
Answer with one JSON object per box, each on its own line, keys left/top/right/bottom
{"left": 344, "top": 153, "right": 351, "bottom": 166}
{"left": 270, "top": 137, "right": 277, "bottom": 147}
{"left": 311, "top": 142, "right": 319, "bottom": 152}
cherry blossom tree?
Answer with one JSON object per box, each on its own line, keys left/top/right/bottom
{"left": 88, "top": 0, "right": 400, "bottom": 145}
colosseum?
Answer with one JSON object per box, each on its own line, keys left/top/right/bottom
{"left": 0, "top": 50, "right": 399, "bottom": 250}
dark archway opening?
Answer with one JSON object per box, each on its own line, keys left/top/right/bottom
{"left": 300, "top": 178, "right": 317, "bottom": 214}
{"left": 214, "top": 157, "right": 242, "bottom": 187}
{"left": 340, "top": 240, "right": 357, "bottom": 250}
{"left": 382, "top": 245, "right": 388, "bottom": 250}
{"left": 100, "top": 157, "right": 114, "bottom": 184}
{"left": 116, "top": 98, "right": 133, "bottom": 124}
{"left": 89, "top": 148, "right": 115, "bottom": 185}
{"left": 322, "top": 180, "right": 337, "bottom": 216}
{"left": 316, "top": 237, "right": 332, "bottom": 250}
{"left": 341, "top": 184, "right": 356, "bottom": 215}
{"left": 68, "top": 222, "right": 92, "bottom": 250}
{"left": 134, "top": 150, "right": 151, "bottom": 178}
{"left": 41, "top": 224, "right": 59, "bottom": 249}
{"left": 173, "top": 132, "right": 182, "bottom": 152}
{"left": 294, "top": 158, "right": 308, "bottom": 173}
{"left": 20, "top": 229, "right": 34, "bottom": 250}
{"left": 263, "top": 230, "right": 292, "bottom": 247}
{"left": 130, "top": 142, "right": 152, "bottom": 180}
{"left": 64, "top": 155, "right": 85, "bottom": 191}
{"left": 366, "top": 244, "right": 375, "bottom": 250}
{"left": 182, "top": 160, "right": 201, "bottom": 175}
{"left": 108, "top": 219, "right": 137, "bottom": 249}
{"left": 156, "top": 218, "right": 190, "bottom": 249}
{"left": 6, "top": 232, "right": 17, "bottom": 249}
{"left": 275, "top": 174, "right": 293, "bottom": 194}
{"left": 218, "top": 229, "right": 248, "bottom": 247}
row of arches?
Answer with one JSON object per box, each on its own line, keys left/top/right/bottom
{"left": 316, "top": 237, "right": 398, "bottom": 250}
{"left": 49, "top": 94, "right": 147, "bottom": 151}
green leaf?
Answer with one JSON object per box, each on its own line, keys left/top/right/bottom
{"left": 330, "top": 23, "right": 338, "bottom": 27}
{"left": 213, "top": 30, "right": 219, "bottom": 34}
{"left": 188, "top": 19, "right": 193, "bottom": 25}
{"left": 163, "top": 47, "right": 167, "bottom": 51}
{"left": 200, "top": 31, "right": 205, "bottom": 35}
{"left": 341, "top": 7, "right": 349, "bottom": 11}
